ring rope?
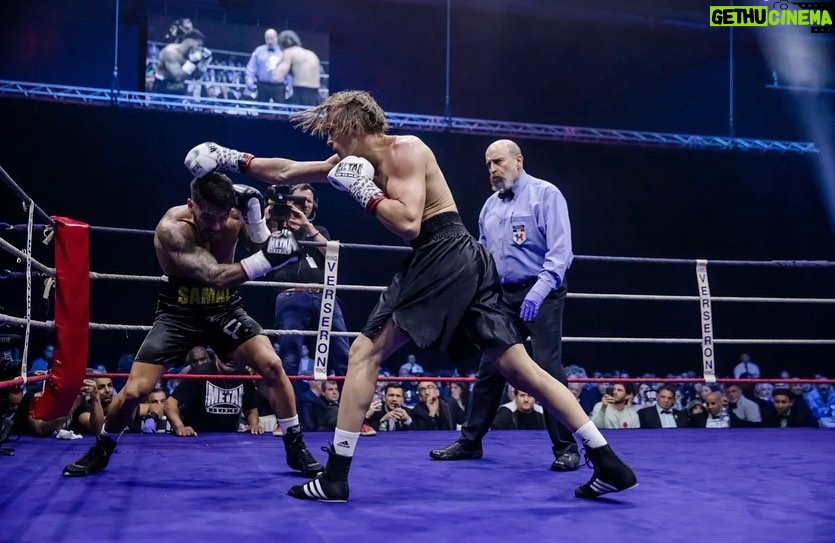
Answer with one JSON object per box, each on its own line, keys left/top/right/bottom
{"left": 0, "top": 236, "right": 54, "bottom": 276}
{"left": 2, "top": 312, "right": 833, "bottom": 345}
{"left": 31, "top": 372, "right": 834, "bottom": 386}
{"left": 0, "top": 166, "right": 54, "bottom": 226}
{"left": 6, "top": 222, "right": 835, "bottom": 268}
{"left": 4, "top": 373, "right": 835, "bottom": 390}
{"left": 83, "top": 273, "right": 835, "bottom": 303}
{"left": 0, "top": 270, "right": 51, "bottom": 280}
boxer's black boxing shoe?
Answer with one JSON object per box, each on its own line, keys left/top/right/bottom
{"left": 288, "top": 446, "right": 351, "bottom": 502}
{"left": 575, "top": 444, "right": 638, "bottom": 498}
{"left": 63, "top": 435, "right": 116, "bottom": 477}
{"left": 283, "top": 426, "right": 324, "bottom": 477}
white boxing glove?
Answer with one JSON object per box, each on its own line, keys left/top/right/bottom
{"left": 182, "top": 48, "right": 203, "bottom": 76}
{"left": 184, "top": 142, "right": 254, "bottom": 178}
{"left": 327, "top": 156, "right": 386, "bottom": 213}
{"left": 196, "top": 48, "right": 213, "bottom": 72}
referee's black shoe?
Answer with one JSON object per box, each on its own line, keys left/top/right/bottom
{"left": 574, "top": 444, "right": 638, "bottom": 498}
{"left": 288, "top": 445, "right": 351, "bottom": 502}
{"left": 429, "top": 440, "right": 483, "bottom": 460}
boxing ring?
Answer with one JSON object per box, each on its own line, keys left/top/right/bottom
{"left": 2, "top": 167, "right": 835, "bottom": 543}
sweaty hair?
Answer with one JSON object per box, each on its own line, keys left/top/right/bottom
{"left": 182, "top": 29, "right": 206, "bottom": 41}
{"left": 190, "top": 173, "right": 237, "bottom": 211}
{"left": 291, "top": 90, "right": 390, "bottom": 138}
{"left": 278, "top": 30, "right": 301, "bottom": 48}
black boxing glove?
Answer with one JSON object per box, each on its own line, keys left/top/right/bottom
{"left": 239, "top": 229, "right": 301, "bottom": 280}
{"left": 233, "top": 184, "right": 269, "bottom": 243}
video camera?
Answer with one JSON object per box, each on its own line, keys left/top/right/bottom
{"left": 263, "top": 185, "right": 307, "bottom": 225}
{"left": 0, "top": 334, "right": 22, "bottom": 384}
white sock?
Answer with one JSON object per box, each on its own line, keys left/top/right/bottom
{"left": 573, "top": 421, "right": 608, "bottom": 449}
{"left": 333, "top": 428, "right": 360, "bottom": 457}
{"left": 278, "top": 415, "right": 300, "bottom": 434}
{"left": 99, "top": 420, "right": 126, "bottom": 442}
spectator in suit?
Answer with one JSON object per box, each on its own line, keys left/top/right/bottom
{"left": 412, "top": 381, "right": 459, "bottom": 430}
{"left": 365, "top": 383, "right": 413, "bottom": 431}
{"left": 764, "top": 388, "right": 817, "bottom": 428}
{"left": 637, "top": 386, "right": 686, "bottom": 428}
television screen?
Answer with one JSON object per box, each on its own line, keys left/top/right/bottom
{"left": 144, "top": 16, "right": 330, "bottom": 107}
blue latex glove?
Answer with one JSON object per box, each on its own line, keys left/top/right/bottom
{"left": 520, "top": 279, "right": 556, "bottom": 322}
{"left": 142, "top": 414, "right": 158, "bottom": 434}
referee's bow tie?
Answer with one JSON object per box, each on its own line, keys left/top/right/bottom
{"left": 498, "top": 189, "right": 514, "bottom": 201}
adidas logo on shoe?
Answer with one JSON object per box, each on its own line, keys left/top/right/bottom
{"left": 336, "top": 440, "right": 350, "bottom": 448}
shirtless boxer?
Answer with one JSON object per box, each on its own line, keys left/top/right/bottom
{"left": 62, "top": 173, "right": 322, "bottom": 478}
{"left": 183, "top": 90, "right": 637, "bottom": 502}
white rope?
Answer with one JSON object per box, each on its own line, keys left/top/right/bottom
{"left": 85, "top": 272, "right": 835, "bottom": 304}
{"left": 0, "top": 236, "right": 54, "bottom": 276}
{"left": 20, "top": 200, "right": 34, "bottom": 385}
{"left": 568, "top": 293, "right": 835, "bottom": 304}
{"left": 0, "top": 313, "right": 53, "bottom": 329}
{"left": 2, "top": 313, "right": 833, "bottom": 344}
{"left": 88, "top": 272, "right": 388, "bottom": 292}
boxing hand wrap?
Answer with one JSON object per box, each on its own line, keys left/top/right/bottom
{"left": 182, "top": 60, "right": 198, "bottom": 75}
{"left": 233, "top": 184, "right": 270, "bottom": 243}
{"left": 240, "top": 229, "right": 301, "bottom": 280}
{"left": 185, "top": 142, "right": 255, "bottom": 178}
{"left": 327, "top": 156, "right": 386, "bottom": 213}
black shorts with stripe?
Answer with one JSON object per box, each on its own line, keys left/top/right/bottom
{"left": 362, "top": 212, "right": 522, "bottom": 361}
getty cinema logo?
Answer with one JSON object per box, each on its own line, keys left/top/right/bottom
{"left": 710, "top": 2, "right": 834, "bottom": 33}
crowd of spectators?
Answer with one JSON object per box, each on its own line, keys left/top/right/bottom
{"left": 3, "top": 345, "right": 833, "bottom": 446}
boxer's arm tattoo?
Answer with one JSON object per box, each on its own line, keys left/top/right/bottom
{"left": 157, "top": 225, "right": 248, "bottom": 288}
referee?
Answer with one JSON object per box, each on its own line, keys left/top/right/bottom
{"left": 430, "top": 139, "right": 579, "bottom": 471}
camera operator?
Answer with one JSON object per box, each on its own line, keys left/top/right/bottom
{"left": 264, "top": 184, "right": 351, "bottom": 384}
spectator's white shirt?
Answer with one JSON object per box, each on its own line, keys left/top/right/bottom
{"left": 591, "top": 402, "right": 640, "bottom": 429}
{"left": 730, "top": 395, "right": 762, "bottom": 422}
{"left": 733, "top": 361, "right": 761, "bottom": 378}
